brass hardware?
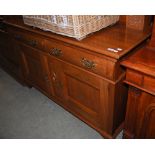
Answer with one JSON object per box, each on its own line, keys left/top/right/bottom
{"left": 81, "top": 58, "right": 96, "bottom": 69}
{"left": 52, "top": 72, "right": 63, "bottom": 88}
{"left": 28, "top": 40, "right": 37, "bottom": 47}
{"left": 52, "top": 72, "right": 56, "bottom": 81}
{"left": 52, "top": 77, "right": 56, "bottom": 81}
{"left": 50, "top": 48, "right": 62, "bottom": 57}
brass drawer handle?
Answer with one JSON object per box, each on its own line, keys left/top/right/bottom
{"left": 50, "top": 48, "right": 62, "bottom": 57}
{"left": 27, "top": 40, "right": 37, "bottom": 47}
{"left": 81, "top": 58, "right": 96, "bottom": 69}
{"left": 52, "top": 72, "right": 56, "bottom": 81}
{"left": 52, "top": 72, "right": 63, "bottom": 88}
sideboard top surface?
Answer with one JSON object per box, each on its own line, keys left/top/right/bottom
{"left": 121, "top": 47, "right": 155, "bottom": 78}
{"left": 3, "top": 16, "right": 151, "bottom": 59}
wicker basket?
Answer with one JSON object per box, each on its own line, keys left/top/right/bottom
{"left": 23, "top": 15, "right": 119, "bottom": 40}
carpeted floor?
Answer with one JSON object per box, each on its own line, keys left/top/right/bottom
{"left": 0, "top": 68, "right": 122, "bottom": 139}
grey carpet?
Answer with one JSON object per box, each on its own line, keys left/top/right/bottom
{"left": 0, "top": 68, "right": 122, "bottom": 139}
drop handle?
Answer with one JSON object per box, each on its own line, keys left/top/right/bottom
{"left": 49, "top": 48, "right": 62, "bottom": 57}
{"left": 81, "top": 58, "right": 96, "bottom": 69}
{"left": 52, "top": 72, "right": 56, "bottom": 81}
{"left": 52, "top": 73, "right": 63, "bottom": 88}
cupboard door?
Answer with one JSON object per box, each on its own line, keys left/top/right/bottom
{"left": 124, "top": 87, "right": 155, "bottom": 138}
{"left": 48, "top": 57, "right": 110, "bottom": 129}
{"left": 138, "top": 93, "right": 155, "bottom": 138}
{"left": 21, "top": 44, "right": 51, "bottom": 95}
{"left": 47, "top": 57, "right": 68, "bottom": 103}
{"left": 63, "top": 62, "right": 106, "bottom": 128}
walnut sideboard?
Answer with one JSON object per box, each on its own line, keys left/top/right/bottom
{"left": 0, "top": 16, "right": 151, "bottom": 138}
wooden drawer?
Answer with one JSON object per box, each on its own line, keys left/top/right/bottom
{"left": 44, "top": 39, "right": 115, "bottom": 80}
{"left": 126, "top": 69, "right": 143, "bottom": 86}
{"left": 126, "top": 69, "right": 155, "bottom": 95}
{"left": 7, "top": 27, "right": 45, "bottom": 50}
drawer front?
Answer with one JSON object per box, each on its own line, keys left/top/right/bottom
{"left": 45, "top": 39, "right": 115, "bottom": 80}
{"left": 126, "top": 69, "right": 143, "bottom": 86}
{"left": 143, "top": 76, "right": 155, "bottom": 94}
{"left": 7, "top": 27, "right": 45, "bottom": 50}
{"left": 7, "top": 26, "right": 116, "bottom": 80}
{"left": 126, "top": 69, "right": 155, "bottom": 95}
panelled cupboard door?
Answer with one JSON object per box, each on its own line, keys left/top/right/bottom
{"left": 124, "top": 87, "right": 155, "bottom": 138}
{"left": 138, "top": 92, "right": 155, "bottom": 138}
{"left": 48, "top": 57, "right": 109, "bottom": 129}
{"left": 63, "top": 62, "right": 106, "bottom": 128}
{"left": 47, "top": 57, "right": 68, "bottom": 104}
{"left": 0, "top": 31, "right": 21, "bottom": 78}
{"left": 20, "top": 44, "right": 51, "bottom": 95}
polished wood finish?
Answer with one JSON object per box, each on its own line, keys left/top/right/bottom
{"left": 0, "top": 29, "right": 23, "bottom": 83}
{"left": 121, "top": 47, "right": 155, "bottom": 138}
{"left": 4, "top": 16, "right": 151, "bottom": 59}
{"left": 0, "top": 16, "right": 152, "bottom": 138}
{"left": 20, "top": 44, "right": 52, "bottom": 96}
